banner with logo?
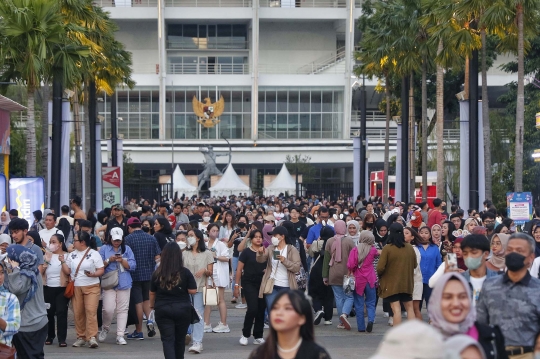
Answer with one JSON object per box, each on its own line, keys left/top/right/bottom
{"left": 102, "top": 167, "right": 121, "bottom": 209}
{"left": 506, "top": 192, "right": 533, "bottom": 225}
{"left": 9, "top": 177, "right": 45, "bottom": 223}
{"left": 0, "top": 174, "right": 6, "bottom": 212}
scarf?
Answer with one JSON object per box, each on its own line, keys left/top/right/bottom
{"left": 428, "top": 272, "right": 476, "bottom": 338}
{"left": 0, "top": 211, "right": 9, "bottom": 234}
{"left": 488, "top": 233, "right": 509, "bottom": 270}
{"left": 6, "top": 244, "right": 38, "bottom": 309}
{"left": 357, "top": 230, "right": 375, "bottom": 268}
{"left": 431, "top": 224, "right": 442, "bottom": 245}
{"left": 444, "top": 335, "right": 486, "bottom": 359}
{"left": 346, "top": 220, "right": 361, "bottom": 244}
{"left": 329, "top": 220, "right": 346, "bottom": 266}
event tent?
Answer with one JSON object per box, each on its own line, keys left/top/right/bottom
{"left": 169, "top": 165, "right": 198, "bottom": 198}
{"left": 263, "top": 163, "right": 296, "bottom": 196}
{"left": 209, "top": 164, "right": 251, "bottom": 197}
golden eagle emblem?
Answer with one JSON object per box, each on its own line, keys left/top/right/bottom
{"left": 192, "top": 96, "right": 225, "bottom": 128}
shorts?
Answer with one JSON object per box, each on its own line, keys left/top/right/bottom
{"left": 131, "top": 280, "right": 151, "bottom": 304}
{"left": 385, "top": 293, "right": 413, "bottom": 303}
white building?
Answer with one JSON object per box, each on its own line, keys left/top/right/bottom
{"left": 94, "top": 0, "right": 516, "bottom": 191}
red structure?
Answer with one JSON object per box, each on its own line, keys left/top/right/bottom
{"left": 369, "top": 170, "right": 437, "bottom": 207}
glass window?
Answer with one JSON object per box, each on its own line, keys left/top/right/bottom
{"left": 258, "top": 92, "right": 265, "bottom": 113}
{"left": 322, "top": 91, "right": 333, "bottom": 112}
{"left": 266, "top": 91, "right": 276, "bottom": 112}
{"left": 288, "top": 91, "right": 299, "bottom": 112}
{"left": 128, "top": 114, "right": 140, "bottom": 139}
{"left": 277, "top": 91, "right": 287, "bottom": 112}
{"left": 117, "top": 91, "right": 128, "bottom": 112}
{"left": 231, "top": 90, "right": 242, "bottom": 112}
{"left": 174, "top": 90, "right": 186, "bottom": 112}
{"left": 151, "top": 91, "right": 159, "bottom": 112}
{"left": 277, "top": 114, "right": 287, "bottom": 131}
{"left": 299, "top": 91, "right": 310, "bottom": 112}
{"left": 140, "top": 114, "right": 151, "bottom": 139}
{"left": 129, "top": 91, "right": 139, "bottom": 112}
{"left": 311, "top": 91, "right": 321, "bottom": 112}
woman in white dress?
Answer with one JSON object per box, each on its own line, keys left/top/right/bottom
{"left": 403, "top": 227, "right": 423, "bottom": 320}
{"left": 203, "top": 223, "right": 231, "bottom": 334}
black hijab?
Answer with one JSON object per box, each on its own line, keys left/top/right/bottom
{"left": 374, "top": 218, "right": 389, "bottom": 245}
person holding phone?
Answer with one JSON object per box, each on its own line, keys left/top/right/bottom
{"left": 228, "top": 215, "right": 248, "bottom": 307}
{"left": 60, "top": 231, "right": 104, "bottom": 348}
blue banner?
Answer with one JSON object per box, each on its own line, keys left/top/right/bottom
{"left": 0, "top": 174, "right": 5, "bottom": 212}
{"left": 9, "top": 177, "right": 45, "bottom": 223}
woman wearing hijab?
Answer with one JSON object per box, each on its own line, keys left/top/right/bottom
{"left": 309, "top": 226, "right": 335, "bottom": 326}
{"left": 262, "top": 223, "right": 274, "bottom": 248}
{"left": 323, "top": 220, "right": 356, "bottom": 330}
{"left": 0, "top": 211, "right": 10, "bottom": 235}
{"left": 431, "top": 224, "right": 443, "bottom": 247}
{"left": 444, "top": 335, "right": 487, "bottom": 359}
{"left": 528, "top": 219, "right": 540, "bottom": 258}
{"left": 346, "top": 220, "right": 361, "bottom": 245}
{"left": 4, "top": 244, "right": 48, "bottom": 357}
{"left": 376, "top": 223, "right": 416, "bottom": 326}
{"left": 347, "top": 231, "right": 378, "bottom": 332}
{"left": 486, "top": 233, "right": 509, "bottom": 272}
{"left": 429, "top": 273, "right": 507, "bottom": 359}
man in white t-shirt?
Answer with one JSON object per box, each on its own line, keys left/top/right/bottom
{"left": 39, "top": 213, "right": 65, "bottom": 247}
{"left": 460, "top": 234, "right": 499, "bottom": 306}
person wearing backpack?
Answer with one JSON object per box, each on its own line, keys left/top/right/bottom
{"left": 153, "top": 218, "right": 174, "bottom": 250}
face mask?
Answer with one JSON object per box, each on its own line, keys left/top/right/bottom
{"left": 203, "top": 217, "right": 211, "bottom": 222}
{"left": 142, "top": 226, "right": 150, "bottom": 233}
{"left": 343, "top": 211, "right": 349, "bottom": 215}
{"left": 187, "top": 236, "right": 197, "bottom": 246}
{"left": 510, "top": 225, "right": 517, "bottom": 232}
{"left": 48, "top": 244, "right": 59, "bottom": 252}
{"left": 442, "top": 206, "right": 447, "bottom": 211}
{"left": 485, "top": 223, "right": 495, "bottom": 231}
{"left": 271, "top": 236, "right": 280, "bottom": 246}
{"left": 0, "top": 253, "right": 6, "bottom": 261}
{"left": 178, "top": 241, "right": 187, "bottom": 250}
{"left": 505, "top": 252, "right": 527, "bottom": 272}
{"left": 464, "top": 255, "right": 483, "bottom": 270}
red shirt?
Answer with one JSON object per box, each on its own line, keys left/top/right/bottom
{"left": 427, "top": 210, "right": 442, "bottom": 228}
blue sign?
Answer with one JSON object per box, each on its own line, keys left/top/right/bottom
{"left": 506, "top": 192, "right": 533, "bottom": 225}
{"left": 0, "top": 174, "right": 6, "bottom": 212}
{"left": 9, "top": 177, "right": 45, "bottom": 223}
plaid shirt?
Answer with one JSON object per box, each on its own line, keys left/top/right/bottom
{"left": 0, "top": 287, "right": 20, "bottom": 346}
{"left": 125, "top": 229, "right": 161, "bottom": 282}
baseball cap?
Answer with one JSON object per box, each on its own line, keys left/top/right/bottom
{"left": 110, "top": 227, "right": 123, "bottom": 241}
{"left": 267, "top": 226, "right": 288, "bottom": 237}
{"left": 264, "top": 215, "right": 276, "bottom": 222}
{"left": 197, "top": 202, "right": 205, "bottom": 206}
{"left": 368, "top": 320, "right": 444, "bottom": 359}
{"left": 127, "top": 217, "right": 141, "bottom": 227}
{"left": 113, "top": 204, "right": 124, "bottom": 211}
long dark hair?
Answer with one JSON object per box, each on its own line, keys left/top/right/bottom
{"left": 153, "top": 242, "right": 184, "bottom": 290}
{"left": 387, "top": 223, "right": 405, "bottom": 248}
{"left": 56, "top": 218, "right": 71, "bottom": 242}
{"left": 51, "top": 233, "right": 68, "bottom": 252}
{"left": 155, "top": 217, "right": 172, "bottom": 235}
{"left": 77, "top": 231, "right": 97, "bottom": 250}
{"left": 442, "top": 220, "right": 457, "bottom": 242}
{"left": 418, "top": 226, "right": 435, "bottom": 245}
{"left": 404, "top": 226, "right": 424, "bottom": 247}
{"left": 191, "top": 228, "right": 206, "bottom": 253}
{"left": 223, "top": 210, "right": 236, "bottom": 229}
{"left": 256, "top": 290, "right": 314, "bottom": 359}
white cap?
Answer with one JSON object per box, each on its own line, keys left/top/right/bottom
{"left": 368, "top": 320, "right": 444, "bottom": 359}
{"left": 0, "top": 234, "right": 10, "bottom": 245}
{"left": 110, "top": 227, "right": 123, "bottom": 241}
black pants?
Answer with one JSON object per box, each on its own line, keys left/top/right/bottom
{"left": 242, "top": 278, "right": 266, "bottom": 339}
{"left": 155, "top": 302, "right": 191, "bottom": 359}
{"left": 312, "top": 289, "right": 334, "bottom": 321}
{"left": 43, "top": 286, "right": 69, "bottom": 343}
{"left": 12, "top": 323, "right": 48, "bottom": 359}
{"left": 97, "top": 299, "right": 103, "bottom": 328}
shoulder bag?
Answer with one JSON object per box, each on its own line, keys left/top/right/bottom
{"left": 64, "top": 248, "right": 91, "bottom": 299}
{"left": 203, "top": 277, "right": 219, "bottom": 306}
{"left": 101, "top": 258, "right": 119, "bottom": 290}
{"left": 190, "top": 296, "right": 201, "bottom": 324}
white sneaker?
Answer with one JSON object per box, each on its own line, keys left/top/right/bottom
{"left": 388, "top": 317, "right": 394, "bottom": 326}
{"left": 116, "top": 336, "right": 127, "bottom": 345}
{"left": 263, "top": 322, "right": 269, "bottom": 329}
{"left": 203, "top": 324, "right": 213, "bottom": 333}
{"left": 189, "top": 342, "right": 202, "bottom": 354}
{"left": 336, "top": 323, "right": 345, "bottom": 329}
{"left": 98, "top": 329, "right": 109, "bottom": 343}
{"left": 72, "top": 338, "right": 86, "bottom": 347}
{"left": 235, "top": 303, "right": 248, "bottom": 309}
{"left": 253, "top": 338, "right": 265, "bottom": 345}
{"left": 88, "top": 337, "right": 99, "bottom": 348}
{"left": 383, "top": 312, "right": 389, "bottom": 318}
{"left": 239, "top": 336, "right": 248, "bottom": 346}
{"left": 324, "top": 320, "right": 333, "bottom": 325}
{"left": 339, "top": 314, "right": 351, "bottom": 330}
{"left": 212, "top": 322, "right": 231, "bottom": 333}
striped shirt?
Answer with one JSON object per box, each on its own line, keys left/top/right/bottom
{"left": 0, "top": 286, "right": 20, "bottom": 346}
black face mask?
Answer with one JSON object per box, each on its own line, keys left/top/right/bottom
{"left": 505, "top": 252, "right": 527, "bottom": 272}
{"left": 142, "top": 226, "right": 150, "bottom": 233}
{"left": 442, "top": 206, "right": 447, "bottom": 211}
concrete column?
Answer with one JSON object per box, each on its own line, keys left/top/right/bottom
{"left": 343, "top": 0, "right": 353, "bottom": 140}
{"left": 251, "top": 0, "right": 259, "bottom": 141}
{"left": 158, "top": 0, "right": 167, "bottom": 139}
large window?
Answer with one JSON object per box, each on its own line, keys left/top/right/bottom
{"left": 258, "top": 87, "right": 343, "bottom": 139}
{"left": 167, "top": 24, "right": 248, "bottom": 50}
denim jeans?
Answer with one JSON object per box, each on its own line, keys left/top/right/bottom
{"left": 189, "top": 292, "right": 204, "bottom": 344}
{"left": 231, "top": 256, "right": 239, "bottom": 294}
{"left": 420, "top": 283, "right": 433, "bottom": 310}
{"left": 264, "top": 285, "right": 288, "bottom": 310}
{"left": 331, "top": 285, "right": 354, "bottom": 317}
{"left": 353, "top": 284, "right": 376, "bottom": 331}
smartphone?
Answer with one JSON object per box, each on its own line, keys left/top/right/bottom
{"left": 84, "top": 270, "right": 92, "bottom": 276}
{"left": 447, "top": 253, "right": 458, "bottom": 268}
{"left": 115, "top": 253, "right": 122, "bottom": 258}
{"left": 273, "top": 250, "right": 280, "bottom": 260}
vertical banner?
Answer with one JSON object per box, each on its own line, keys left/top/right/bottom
{"left": 102, "top": 167, "right": 121, "bottom": 209}
{"left": 9, "top": 177, "right": 45, "bottom": 222}
{"left": 0, "top": 174, "right": 6, "bottom": 212}
{"left": 506, "top": 192, "right": 533, "bottom": 225}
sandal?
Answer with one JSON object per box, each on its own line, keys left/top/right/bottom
{"left": 59, "top": 342, "right": 67, "bottom": 347}
{"left": 45, "top": 339, "right": 53, "bottom": 345}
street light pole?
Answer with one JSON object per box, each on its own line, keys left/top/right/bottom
{"left": 50, "top": 76, "right": 63, "bottom": 214}
{"left": 401, "top": 76, "right": 409, "bottom": 202}
{"left": 111, "top": 92, "right": 118, "bottom": 167}
{"left": 360, "top": 75, "right": 367, "bottom": 198}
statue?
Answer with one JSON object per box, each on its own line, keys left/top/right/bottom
{"left": 198, "top": 145, "right": 230, "bottom": 190}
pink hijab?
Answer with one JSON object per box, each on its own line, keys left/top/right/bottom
{"left": 262, "top": 224, "right": 274, "bottom": 248}
{"left": 329, "top": 220, "right": 347, "bottom": 266}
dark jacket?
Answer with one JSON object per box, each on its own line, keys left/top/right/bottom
{"left": 475, "top": 322, "right": 508, "bottom": 359}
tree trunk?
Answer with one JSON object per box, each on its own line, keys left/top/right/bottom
{"left": 40, "top": 84, "right": 50, "bottom": 182}
{"left": 421, "top": 58, "right": 428, "bottom": 201}
{"left": 26, "top": 88, "right": 36, "bottom": 177}
{"left": 514, "top": 4, "right": 524, "bottom": 192}
{"left": 481, "top": 29, "right": 492, "bottom": 201}
{"left": 383, "top": 75, "right": 390, "bottom": 202}
{"left": 83, "top": 87, "right": 92, "bottom": 211}
{"left": 73, "top": 89, "right": 82, "bottom": 198}
{"left": 436, "top": 40, "right": 445, "bottom": 199}
{"left": 409, "top": 72, "right": 415, "bottom": 203}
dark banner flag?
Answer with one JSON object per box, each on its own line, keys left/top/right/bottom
{"left": 9, "top": 177, "right": 45, "bottom": 223}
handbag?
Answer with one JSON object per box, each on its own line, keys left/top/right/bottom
{"left": 295, "top": 267, "right": 307, "bottom": 291}
{"left": 190, "top": 297, "right": 201, "bottom": 324}
{"left": 101, "top": 267, "right": 119, "bottom": 290}
{"left": 203, "top": 277, "right": 219, "bottom": 306}
{"left": 64, "top": 248, "right": 91, "bottom": 299}
{"left": 0, "top": 342, "right": 15, "bottom": 359}
{"left": 343, "top": 275, "right": 356, "bottom": 294}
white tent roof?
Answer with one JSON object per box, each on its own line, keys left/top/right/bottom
{"left": 170, "top": 165, "right": 198, "bottom": 197}
{"left": 209, "top": 164, "right": 251, "bottom": 196}
{"left": 264, "top": 163, "right": 296, "bottom": 196}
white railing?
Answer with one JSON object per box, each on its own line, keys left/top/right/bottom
{"left": 166, "top": 0, "right": 252, "bottom": 5}
{"left": 348, "top": 128, "right": 461, "bottom": 141}
{"left": 260, "top": 0, "right": 346, "bottom": 7}
{"left": 168, "top": 63, "right": 249, "bottom": 74}
{"left": 92, "top": 0, "right": 157, "bottom": 6}
{"left": 258, "top": 62, "right": 345, "bottom": 74}
{"left": 167, "top": 39, "right": 249, "bottom": 50}
{"left": 351, "top": 110, "right": 387, "bottom": 122}
{"left": 132, "top": 63, "right": 158, "bottom": 74}
{"left": 298, "top": 47, "right": 346, "bottom": 74}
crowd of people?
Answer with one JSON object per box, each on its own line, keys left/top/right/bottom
{"left": 0, "top": 193, "right": 539, "bottom": 359}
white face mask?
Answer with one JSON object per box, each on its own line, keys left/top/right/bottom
{"left": 187, "top": 236, "right": 196, "bottom": 246}
{"left": 178, "top": 241, "right": 187, "bottom": 250}
{"left": 48, "top": 244, "right": 59, "bottom": 252}
{"left": 271, "top": 236, "right": 280, "bottom": 246}
{"left": 203, "top": 217, "right": 211, "bottom": 223}
{"left": 0, "top": 253, "right": 6, "bottom": 261}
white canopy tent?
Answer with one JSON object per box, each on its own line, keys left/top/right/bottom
{"left": 209, "top": 164, "right": 251, "bottom": 197}
{"left": 264, "top": 163, "right": 296, "bottom": 196}
{"left": 169, "top": 165, "right": 198, "bottom": 198}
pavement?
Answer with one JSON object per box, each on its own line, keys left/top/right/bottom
{"left": 43, "top": 290, "right": 405, "bottom": 359}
